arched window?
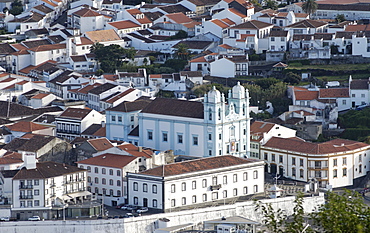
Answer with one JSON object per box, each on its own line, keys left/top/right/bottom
{"left": 243, "top": 104, "right": 246, "bottom": 115}
{"left": 218, "top": 108, "right": 221, "bottom": 120}
{"left": 87, "top": 166, "right": 91, "bottom": 172}
{"left": 209, "top": 108, "right": 212, "bottom": 120}
{"left": 95, "top": 187, "right": 99, "bottom": 194}
{"left": 102, "top": 168, "right": 106, "bottom": 174}
{"left": 102, "top": 178, "right": 106, "bottom": 184}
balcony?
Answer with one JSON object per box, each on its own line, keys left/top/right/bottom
{"left": 210, "top": 184, "right": 222, "bottom": 191}
{"left": 56, "top": 129, "right": 79, "bottom": 134}
{"left": 19, "top": 195, "right": 33, "bottom": 199}
{"left": 19, "top": 185, "right": 33, "bottom": 189}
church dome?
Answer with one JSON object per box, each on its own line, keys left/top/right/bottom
{"left": 232, "top": 82, "right": 245, "bottom": 99}
{"left": 207, "top": 86, "right": 221, "bottom": 103}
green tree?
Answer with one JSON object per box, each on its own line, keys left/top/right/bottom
{"left": 167, "top": 30, "right": 188, "bottom": 40}
{"left": 9, "top": 0, "right": 23, "bottom": 15}
{"left": 255, "top": 77, "right": 280, "bottom": 89}
{"left": 264, "top": 0, "right": 278, "bottom": 10}
{"left": 284, "top": 72, "right": 302, "bottom": 84}
{"left": 302, "top": 0, "right": 318, "bottom": 16}
{"left": 255, "top": 193, "right": 311, "bottom": 233}
{"left": 174, "top": 43, "right": 190, "bottom": 60}
{"left": 250, "top": 0, "right": 262, "bottom": 7}
{"left": 164, "top": 59, "right": 187, "bottom": 72}
{"left": 336, "top": 14, "right": 346, "bottom": 23}
{"left": 312, "top": 190, "right": 370, "bottom": 232}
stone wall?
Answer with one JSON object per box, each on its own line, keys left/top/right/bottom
{"left": 0, "top": 195, "right": 325, "bottom": 233}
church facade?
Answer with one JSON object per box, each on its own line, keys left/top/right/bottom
{"left": 137, "top": 82, "right": 251, "bottom": 157}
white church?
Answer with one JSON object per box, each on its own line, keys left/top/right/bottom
{"left": 134, "top": 82, "right": 251, "bottom": 157}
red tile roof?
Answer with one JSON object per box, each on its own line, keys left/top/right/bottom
{"left": 73, "top": 8, "right": 101, "bottom": 17}
{"left": 117, "top": 143, "right": 153, "bottom": 158}
{"left": 6, "top": 121, "right": 49, "bottom": 132}
{"left": 139, "top": 155, "right": 260, "bottom": 177}
{"left": 77, "top": 153, "right": 137, "bottom": 168}
{"left": 294, "top": 90, "right": 319, "bottom": 100}
{"left": 264, "top": 137, "right": 370, "bottom": 154}
{"left": 31, "top": 93, "right": 50, "bottom": 99}
{"left": 210, "top": 19, "right": 229, "bottom": 28}
{"left": 250, "top": 121, "right": 275, "bottom": 134}
{"left": 109, "top": 20, "right": 141, "bottom": 30}
{"left": 87, "top": 138, "right": 114, "bottom": 151}
{"left": 166, "top": 12, "right": 192, "bottom": 24}
{"left": 28, "top": 43, "right": 66, "bottom": 52}
{"left": 319, "top": 88, "right": 349, "bottom": 98}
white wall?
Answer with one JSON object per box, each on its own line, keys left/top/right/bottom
{"left": 0, "top": 195, "right": 325, "bottom": 233}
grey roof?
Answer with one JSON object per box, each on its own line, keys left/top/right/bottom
{"left": 0, "top": 43, "right": 16, "bottom": 54}
{"left": 88, "top": 83, "right": 117, "bottom": 95}
{"left": 13, "top": 162, "right": 86, "bottom": 179}
{"left": 141, "top": 98, "right": 204, "bottom": 119}
{"left": 158, "top": 4, "right": 192, "bottom": 14}
{"left": 22, "top": 39, "right": 52, "bottom": 48}
{"left": 49, "top": 70, "right": 74, "bottom": 84}
{"left": 3, "top": 135, "right": 56, "bottom": 152}
{"left": 107, "top": 97, "right": 152, "bottom": 112}
{"left": 81, "top": 123, "right": 102, "bottom": 135}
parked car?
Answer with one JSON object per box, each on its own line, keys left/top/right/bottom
{"left": 126, "top": 205, "right": 139, "bottom": 211}
{"left": 28, "top": 216, "right": 41, "bottom": 221}
{"left": 116, "top": 203, "right": 126, "bottom": 209}
{"left": 137, "top": 207, "right": 149, "bottom": 213}
{"left": 123, "top": 213, "right": 134, "bottom": 218}
{"left": 120, "top": 204, "right": 130, "bottom": 210}
{"left": 0, "top": 216, "right": 10, "bottom": 221}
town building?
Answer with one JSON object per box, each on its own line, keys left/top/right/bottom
{"left": 261, "top": 137, "right": 370, "bottom": 188}
{"left": 134, "top": 82, "right": 251, "bottom": 157}
{"left": 127, "top": 155, "right": 264, "bottom": 211}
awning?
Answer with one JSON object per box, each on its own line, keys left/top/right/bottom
{"left": 61, "top": 191, "right": 91, "bottom": 200}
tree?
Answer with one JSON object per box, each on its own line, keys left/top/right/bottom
{"left": 264, "top": 0, "right": 278, "bottom": 10}
{"left": 250, "top": 0, "right": 262, "bottom": 7}
{"left": 255, "top": 77, "right": 280, "bottom": 89}
{"left": 167, "top": 30, "right": 188, "bottom": 40}
{"left": 336, "top": 14, "right": 346, "bottom": 23}
{"left": 284, "top": 72, "right": 302, "bottom": 84}
{"left": 164, "top": 59, "right": 187, "bottom": 72}
{"left": 9, "top": 0, "right": 23, "bottom": 15}
{"left": 255, "top": 193, "right": 311, "bottom": 232}
{"left": 174, "top": 43, "right": 190, "bottom": 60}
{"left": 301, "top": 0, "right": 318, "bottom": 16}
{"left": 311, "top": 190, "right": 370, "bottom": 232}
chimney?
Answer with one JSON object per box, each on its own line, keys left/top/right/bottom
{"left": 138, "top": 146, "right": 143, "bottom": 152}
{"left": 101, "top": 121, "right": 106, "bottom": 128}
{"left": 22, "top": 152, "right": 37, "bottom": 170}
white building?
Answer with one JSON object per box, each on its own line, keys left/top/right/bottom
{"left": 9, "top": 153, "right": 89, "bottom": 220}
{"left": 261, "top": 137, "right": 370, "bottom": 188}
{"left": 127, "top": 155, "right": 264, "bottom": 211}
{"left": 105, "top": 97, "right": 153, "bottom": 143}
{"left": 249, "top": 121, "right": 296, "bottom": 160}
{"left": 349, "top": 76, "right": 370, "bottom": 107}
{"left": 137, "top": 82, "right": 251, "bottom": 157}
{"left": 55, "top": 108, "right": 105, "bottom": 141}
{"left": 77, "top": 153, "right": 142, "bottom": 206}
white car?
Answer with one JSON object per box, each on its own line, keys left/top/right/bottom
{"left": 28, "top": 216, "right": 41, "bottom": 221}
{"left": 0, "top": 216, "right": 9, "bottom": 221}
{"left": 137, "top": 207, "right": 149, "bottom": 213}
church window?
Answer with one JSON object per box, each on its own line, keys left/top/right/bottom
{"left": 243, "top": 104, "right": 245, "bottom": 115}
{"left": 218, "top": 108, "right": 221, "bottom": 120}
{"left": 193, "top": 135, "right": 198, "bottom": 145}
{"left": 209, "top": 108, "right": 212, "bottom": 120}
{"left": 230, "top": 126, "right": 235, "bottom": 137}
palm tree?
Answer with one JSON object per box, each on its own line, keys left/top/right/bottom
{"left": 302, "top": 0, "right": 318, "bottom": 17}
